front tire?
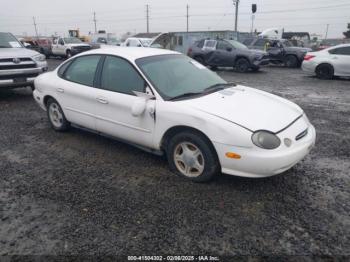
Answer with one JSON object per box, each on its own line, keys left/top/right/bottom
{"left": 235, "top": 58, "right": 250, "bottom": 73}
{"left": 66, "top": 50, "right": 72, "bottom": 59}
{"left": 315, "top": 64, "right": 334, "bottom": 80}
{"left": 285, "top": 55, "right": 298, "bottom": 68}
{"left": 166, "top": 131, "right": 220, "bottom": 182}
{"left": 46, "top": 98, "right": 70, "bottom": 132}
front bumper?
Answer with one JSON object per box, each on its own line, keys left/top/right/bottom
{"left": 0, "top": 61, "right": 48, "bottom": 88}
{"left": 253, "top": 58, "right": 270, "bottom": 67}
{"left": 33, "top": 89, "right": 46, "bottom": 111}
{"left": 213, "top": 118, "right": 316, "bottom": 178}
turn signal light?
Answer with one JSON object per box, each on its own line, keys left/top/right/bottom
{"left": 225, "top": 152, "right": 241, "bottom": 159}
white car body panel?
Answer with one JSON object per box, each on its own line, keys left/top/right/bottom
{"left": 302, "top": 44, "right": 350, "bottom": 77}
{"left": 33, "top": 47, "right": 316, "bottom": 178}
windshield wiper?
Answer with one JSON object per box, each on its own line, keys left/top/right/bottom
{"left": 204, "top": 82, "right": 235, "bottom": 93}
{"left": 168, "top": 92, "right": 203, "bottom": 101}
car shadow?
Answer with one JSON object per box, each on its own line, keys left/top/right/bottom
{"left": 0, "top": 88, "right": 32, "bottom": 102}
{"left": 303, "top": 75, "right": 350, "bottom": 82}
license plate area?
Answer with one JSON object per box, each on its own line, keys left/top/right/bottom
{"left": 13, "top": 77, "right": 27, "bottom": 83}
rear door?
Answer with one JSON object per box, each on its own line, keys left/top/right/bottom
{"left": 56, "top": 55, "right": 102, "bottom": 130}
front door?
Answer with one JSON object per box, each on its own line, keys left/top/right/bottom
{"left": 94, "top": 55, "right": 155, "bottom": 148}
{"left": 332, "top": 46, "right": 350, "bottom": 76}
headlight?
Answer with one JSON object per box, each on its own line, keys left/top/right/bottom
{"left": 33, "top": 54, "right": 46, "bottom": 62}
{"left": 252, "top": 131, "right": 281, "bottom": 149}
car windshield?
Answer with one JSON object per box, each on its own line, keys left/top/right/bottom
{"left": 136, "top": 54, "right": 228, "bottom": 100}
{"left": 0, "top": 32, "right": 23, "bottom": 48}
{"left": 225, "top": 40, "right": 248, "bottom": 49}
{"left": 140, "top": 39, "right": 153, "bottom": 47}
{"left": 64, "top": 37, "right": 82, "bottom": 44}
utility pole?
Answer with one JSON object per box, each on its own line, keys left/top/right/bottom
{"left": 146, "top": 4, "right": 150, "bottom": 33}
{"left": 186, "top": 5, "right": 189, "bottom": 32}
{"left": 93, "top": 12, "right": 97, "bottom": 33}
{"left": 325, "top": 24, "right": 329, "bottom": 39}
{"left": 32, "top": 17, "right": 39, "bottom": 39}
{"left": 233, "top": 0, "right": 239, "bottom": 32}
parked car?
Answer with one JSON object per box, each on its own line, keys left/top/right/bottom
{"left": 246, "top": 38, "right": 312, "bottom": 68}
{"left": 302, "top": 44, "right": 350, "bottom": 79}
{"left": 89, "top": 33, "right": 121, "bottom": 49}
{"left": 0, "top": 32, "right": 48, "bottom": 89}
{"left": 33, "top": 47, "right": 315, "bottom": 182}
{"left": 20, "top": 38, "right": 52, "bottom": 58}
{"left": 317, "top": 39, "right": 350, "bottom": 51}
{"left": 51, "top": 37, "right": 91, "bottom": 58}
{"left": 123, "top": 37, "right": 153, "bottom": 47}
{"left": 187, "top": 39, "right": 269, "bottom": 72}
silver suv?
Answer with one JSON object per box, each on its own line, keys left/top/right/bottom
{"left": 0, "top": 32, "right": 48, "bottom": 89}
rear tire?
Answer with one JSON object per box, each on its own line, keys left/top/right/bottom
{"left": 285, "top": 55, "right": 298, "bottom": 68}
{"left": 166, "top": 131, "right": 220, "bottom": 182}
{"left": 46, "top": 98, "right": 70, "bottom": 132}
{"left": 316, "top": 64, "right": 334, "bottom": 80}
{"left": 235, "top": 58, "right": 250, "bottom": 73}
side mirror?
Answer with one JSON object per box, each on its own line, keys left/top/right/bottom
{"left": 131, "top": 91, "right": 155, "bottom": 117}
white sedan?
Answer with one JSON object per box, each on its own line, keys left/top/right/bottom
{"left": 33, "top": 47, "right": 316, "bottom": 182}
{"left": 302, "top": 44, "right": 350, "bottom": 79}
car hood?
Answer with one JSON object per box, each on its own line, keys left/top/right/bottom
{"left": 240, "top": 48, "right": 267, "bottom": 56}
{"left": 178, "top": 85, "right": 303, "bottom": 133}
{"left": 0, "top": 47, "right": 40, "bottom": 58}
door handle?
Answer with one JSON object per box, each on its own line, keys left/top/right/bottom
{"left": 56, "top": 88, "right": 64, "bottom": 93}
{"left": 96, "top": 97, "right": 108, "bottom": 104}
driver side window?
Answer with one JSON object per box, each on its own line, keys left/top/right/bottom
{"left": 100, "top": 56, "right": 145, "bottom": 95}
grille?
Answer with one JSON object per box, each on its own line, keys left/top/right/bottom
{"left": 0, "top": 58, "right": 32, "bottom": 63}
{"left": 0, "top": 73, "right": 39, "bottom": 80}
{"left": 74, "top": 46, "right": 91, "bottom": 52}
{"left": 0, "top": 64, "right": 36, "bottom": 70}
{"left": 296, "top": 129, "right": 308, "bottom": 141}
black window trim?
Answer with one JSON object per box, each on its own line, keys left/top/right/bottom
{"left": 95, "top": 54, "right": 155, "bottom": 97}
{"left": 57, "top": 54, "right": 103, "bottom": 88}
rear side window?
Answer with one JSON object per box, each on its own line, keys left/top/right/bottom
{"left": 57, "top": 61, "right": 72, "bottom": 77}
{"left": 329, "top": 47, "right": 350, "bottom": 55}
{"left": 100, "top": 56, "right": 144, "bottom": 95}
{"left": 196, "top": 40, "right": 205, "bottom": 48}
{"left": 204, "top": 40, "right": 216, "bottom": 48}
{"left": 63, "top": 55, "right": 101, "bottom": 86}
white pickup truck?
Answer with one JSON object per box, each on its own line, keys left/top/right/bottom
{"left": 51, "top": 37, "right": 91, "bottom": 58}
{"left": 0, "top": 32, "right": 48, "bottom": 89}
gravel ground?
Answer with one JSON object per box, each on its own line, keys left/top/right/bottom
{"left": 0, "top": 59, "right": 349, "bottom": 258}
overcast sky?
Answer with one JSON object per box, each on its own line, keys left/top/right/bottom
{"left": 1, "top": 0, "right": 349, "bottom": 39}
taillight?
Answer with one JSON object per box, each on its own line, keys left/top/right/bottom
{"left": 304, "top": 55, "right": 315, "bottom": 61}
{"left": 187, "top": 48, "right": 192, "bottom": 56}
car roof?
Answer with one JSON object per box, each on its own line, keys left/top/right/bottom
{"left": 327, "top": 43, "right": 350, "bottom": 49}
{"left": 75, "top": 46, "right": 181, "bottom": 61}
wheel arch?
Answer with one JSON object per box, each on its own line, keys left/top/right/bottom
{"left": 234, "top": 55, "right": 250, "bottom": 65}
{"left": 160, "top": 125, "right": 219, "bottom": 160}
